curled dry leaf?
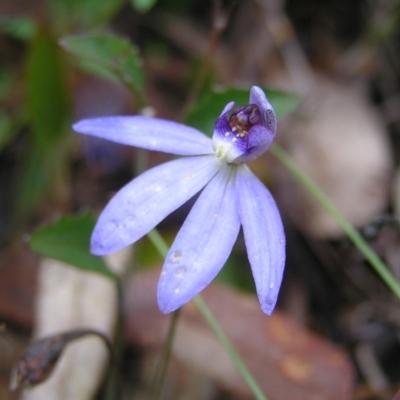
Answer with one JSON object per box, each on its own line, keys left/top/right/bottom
{"left": 275, "top": 77, "right": 393, "bottom": 238}
{"left": 21, "top": 248, "right": 129, "bottom": 400}
{"left": 11, "top": 334, "right": 66, "bottom": 390}
{"left": 126, "top": 268, "right": 354, "bottom": 400}
{"left": 10, "top": 329, "right": 113, "bottom": 391}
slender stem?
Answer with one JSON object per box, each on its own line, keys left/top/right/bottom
{"left": 147, "top": 229, "right": 169, "bottom": 256}
{"left": 67, "top": 329, "right": 120, "bottom": 398}
{"left": 134, "top": 148, "right": 149, "bottom": 176}
{"left": 152, "top": 309, "right": 181, "bottom": 400}
{"left": 147, "top": 228, "right": 269, "bottom": 400}
{"left": 192, "top": 296, "right": 268, "bottom": 400}
{"left": 270, "top": 143, "right": 400, "bottom": 300}
{"left": 180, "top": 0, "right": 229, "bottom": 119}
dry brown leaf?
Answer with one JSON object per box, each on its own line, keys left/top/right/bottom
{"left": 126, "top": 268, "right": 354, "bottom": 400}
{"left": 22, "top": 248, "right": 130, "bottom": 400}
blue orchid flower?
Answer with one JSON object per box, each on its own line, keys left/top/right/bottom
{"left": 73, "top": 86, "right": 285, "bottom": 315}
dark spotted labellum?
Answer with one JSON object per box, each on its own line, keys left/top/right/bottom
{"left": 229, "top": 104, "right": 262, "bottom": 137}
{"left": 212, "top": 87, "right": 277, "bottom": 163}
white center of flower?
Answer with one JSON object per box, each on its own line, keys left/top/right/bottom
{"left": 212, "top": 139, "right": 238, "bottom": 163}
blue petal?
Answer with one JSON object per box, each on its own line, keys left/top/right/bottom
{"left": 250, "top": 86, "right": 277, "bottom": 137}
{"left": 91, "top": 155, "right": 221, "bottom": 255}
{"left": 212, "top": 110, "right": 245, "bottom": 163}
{"left": 218, "top": 101, "right": 234, "bottom": 117}
{"left": 234, "top": 124, "right": 274, "bottom": 163}
{"left": 73, "top": 116, "right": 214, "bottom": 155}
{"left": 236, "top": 165, "right": 285, "bottom": 315}
{"left": 157, "top": 164, "right": 241, "bottom": 313}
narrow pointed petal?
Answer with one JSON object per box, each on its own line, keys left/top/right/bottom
{"left": 236, "top": 165, "right": 285, "bottom": 315}
{"left": 218, "top": 101, "right": 234, "bottom": 117}
{"left": 158, "top": 164, "right": 241, "bottom": 313}
{"left": 92, "top": 155, "right": 221, "bottom": 255}
{"left": 73, "top": 116, "right": 214, "bottom": 155}
{"left": 250, "top": 86, "right": 277, "bottom": 137}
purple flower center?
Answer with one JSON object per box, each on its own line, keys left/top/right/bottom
{"left": 212, "top": 102, "right": 274, "bottom": 164}
{"left": 229, "top": 104, "right": 262, "bottom": 139}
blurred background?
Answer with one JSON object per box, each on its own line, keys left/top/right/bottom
{"left": 0, "top": 0, "right": 400, "bottom": 399}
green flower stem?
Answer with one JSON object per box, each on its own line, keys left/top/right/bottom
{"left": 147, "top": 229, "right": 169, "bottom": 256}
{"left": 270, "top": 143, "right": 400, "bottom": 300}
{"left": 192, "top": 296, "right": 268, "bottom": 400}
{"left": 147, "top": 228, "right": 268, "bottom": 400}
{"left": 154, "top": 309, "right": 180, "bottom": 400}
{"left": 146, "top": 308, "right": 180, "bottom": 400}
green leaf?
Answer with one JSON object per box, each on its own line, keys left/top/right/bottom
{"left": 186, "top": 86, "right": 300, "bottom": 136}
{"left": 0, "top": 69, "right": 14, "bottom": 101}
{"left": 14, "top": 143, "right": 70, "bottom": 229}
{"left": 14, "top": 149, "right": 47, "bottom": 226}
{"left": 61, "top": 34, "right": 145, "bottom": 105}
{"left": 131, "top": 0, "right": 157, "bottom": 13}
{"left": 71, "top": 57, "right": 119, "bottom": 82}
{"left": 0, "top": 112, "right": 15, "bottom": 151}
{"left": 18, "top": 30, "right": 71, "bottom": 227}
{"left": 29, "top": 214, "right": 117, "bottom": 279}
{"left": 0, "top": 16, "right": 37, "bottom": 41}
{"left": 26, "top": 29, "right": 70, "bottom": 152}
{"left": 51, "top": 0, "right": 124, "bottom": 32}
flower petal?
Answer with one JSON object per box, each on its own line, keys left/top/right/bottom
{"left": 250, "top": 86, "right": 277, "bottom": 137}
{"left": 234, "top": 124, "right": 274, "bottom": 163}
{"left": 236, "top": 165, "right": 285, "bottom": 315}
{"left": 91, "top": 155, "right": 221, "bottom": 255}
{"left": 218, "top": 101, "right": 235, "bottom": 117}
{"left": 212, "top": 109, "right": 245, "bottom": 162}
{"left": 157, "top": 164, "right": 241, "bottom": 313}
{"left": 212, "top": 92, "right": 275, "bottom": 164}
{"left": 73, "top": 116, "right": 214, "bottom": 155}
